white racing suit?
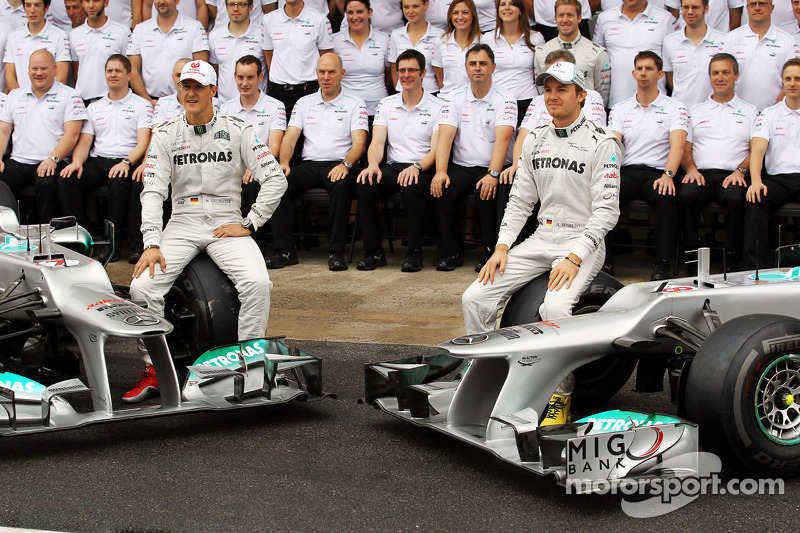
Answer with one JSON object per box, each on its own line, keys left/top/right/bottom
{"left": 131, "top": 112, "right": 287, "bottom": 347}
{"left": 462, "top": 112, "right": 623, "bottom": 334}
{"left": 534, "top": 35, "right": 612, "bottom": 105}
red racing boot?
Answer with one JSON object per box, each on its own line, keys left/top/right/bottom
{"left": 122, "top": 365, "right": 160, "bottom": 403}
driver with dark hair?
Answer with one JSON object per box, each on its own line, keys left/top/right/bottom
{"left": 125, "top": 60, "right": 287, "bottom": 403}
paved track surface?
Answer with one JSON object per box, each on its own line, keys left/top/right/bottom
{"left": 2, "top": 338, "right": 799, "bottom": 532}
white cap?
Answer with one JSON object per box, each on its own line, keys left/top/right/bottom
{"left": 179, "top": 60, "right": 217, "bottom": 87}
{"left": 535, "top": 61, "right": 586, "bottom": 90}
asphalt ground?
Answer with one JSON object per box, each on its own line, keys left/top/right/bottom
{"left": 1, "top": 337, "right": 800, "bottom": 532}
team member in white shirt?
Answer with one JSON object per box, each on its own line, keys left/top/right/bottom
{"left": 678, "top": 52, "right": 755, "bottom": 268}
{"left": 503, "top": 50, "right": 607, "bottom": 184}
{"left": 336, "top": 0, "right": 404, "bottom": 34}
{"left": 1, "top": 0, "right": 27, "bottom": 29}
{"left": 208, "top": 0, "right": 266, "bottom": 102}
{"left": 720, "top": 0, "right": 800, "bottom": 111}
{"left": 128, "top": 0, "right": 209, "bottom": 107}
{"left": 745, "top": 58, "right": 800, "bottom": 267}
{"left": 535, "top": 0, "right": 611, "bottom": 105}
{"left": 265, "top": 0, "right": 328, "bottom": 16}
{"left": 609, "top": 51, "right": 688, "bottom": 280}
{"left": 333, "top": 0, "right": 391, "bottom": 116}
{"left": 220, "top": 55, "right": 286, "bottom": 251}
{"left": 4, "top": 0, "right": 71, "bottom": 90}
{"left": 262, "top": 0, "right": 333, "bottom": 119}
{"left": 59, "top": 55, "right": 152, "bottom": 263}
{"left": 666, "top": 0, "right": 744, "bottom": 31}
{"left": 266, "top": 53, "right": 368, "bottom": 271}
{"left": 64, "top": 0, "right": 86, "bottom": 28}
{"left": 143, "top": 0, "right": 208, "bottom": 28}
{"left": 0, "top": 50, "right": 87, "bottom": 223}
{"left": 388, "top": 0, "right": 443, "bottom": 94}
{"left": 662, "top": 0, "right": 727, "bottom": 109}
{"left": 104, "top": 0, "right": 140, "bottom": 28}
{"left": 593, "top": 0, "right": 679, "bottom": 108}
{"left": 207, "top": 0, "right": 264, "bottom": 28}
{"left": 432, "top": 0, "right": 482, "bottom": 97}
{"left": 781, "top": 0, "right": 800, "bottom": 45}
{"left": 70, "top": 0, "right": 130, "bottom": 101}
{"left": 355, "top": 50, "right": 444, "bottom": 272}
{"left": 485, "top": 0, "right": 544, "bottom": 121}
{"left": 433, "top": 44, "right": 516, "bottom": 272}
{"left": 532, "top": 0, "right": 593, "bottom": 41}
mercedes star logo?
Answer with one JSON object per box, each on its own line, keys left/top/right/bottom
{"left": 124, "top": 314, "right": 160, "bottom": 327}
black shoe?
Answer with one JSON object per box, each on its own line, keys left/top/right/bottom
{"left": 266, "top": 248, "right": 299, "bottom": 269}
{"left": 475, "top": 247, "right": 493, "bottom": 273}
{"left": 436, "top": 252, "right": 464, "bottom": 272}
{"left": 128, "top": 252, "right": 142, "bottom": 265}
{"left": 602, "top": 259, "right": 615, "bottom": 276}
{"left": 401, "top": 249, "right": 423, "bottom": 272}
{"left": 651, "top": 261, "right": 670, "bottom": 281}
{"left": 328, "top": 252, "right": 348, "bottom": 271}
{"left": 356, "top": 248, "right": 386, "bottom": 271}
{"left": 99, "top": 248, "right": 119, "bottom": 264}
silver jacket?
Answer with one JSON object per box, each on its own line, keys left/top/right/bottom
{"left": 498, "top": 113, "right": 623, "bottom": 261}
{"left": 534, "top": 35, "right": 611, "bottom": 105}
{"left": 141, "top": 112, "right": 287, "bottom": 248}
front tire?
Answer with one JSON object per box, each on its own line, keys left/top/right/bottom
{"left": 685, "top": 314, "right": 800, "bottom": 477}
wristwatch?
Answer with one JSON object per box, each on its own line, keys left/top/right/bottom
{"left": 49, "top": 155, "right": 59, "bottom": 163}
{"left": 122, "top": 158, "right": 132, "bottom": 166}
{"left": 737, "top": 166, "right": 748, "bottom": 175}
{"left": 663, "top": 169, "right": 675, "bottom": 178}
{"left": 242, "top": 218, "right": 254, "bottom": 231}
{"left": 488, "top": 170, "right": 500, "bottom": 178}
{"left": 412, "top": 162, "right": 423, "bottom": 171}
{"left": 342, "top": 160, "right": 353, "bottom": 170}
{"left": 144, "top": 244, "right": 160, "bottom": 250}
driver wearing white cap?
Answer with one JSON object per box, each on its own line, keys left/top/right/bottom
{"left": 125, "top": 59, "right": 287, "bottom": 403}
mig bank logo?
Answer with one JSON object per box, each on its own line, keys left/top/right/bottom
{"left": 214, "top": 130, "right": 230, "bottom": 141}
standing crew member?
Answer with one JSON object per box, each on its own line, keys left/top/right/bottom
{"left": 126, "top": 60, "right": 287, "bottom": 403}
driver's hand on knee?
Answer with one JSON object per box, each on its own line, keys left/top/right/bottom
{"left": 133, "top": 248, "right": 166, "bottom": 279}
{"left": 478, "top": 245, "right": 508, "bottom": 285}
{"left": 548, "top": 259, "right": 579, "bottom": 291}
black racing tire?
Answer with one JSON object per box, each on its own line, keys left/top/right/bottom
{"left": 164, "top": 254, "right": 240, "bottom": 376}
{"left": 499, "top": 271, "right": 636, "bottom": 403}
{"left": 685, "top": 314, "right": 800, "bottom": 477}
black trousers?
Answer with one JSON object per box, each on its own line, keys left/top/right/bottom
{"left": 242, "top": 180, "right": 270, "bottom": 251}
{"left": 58, "top": 156, "right": 137, "bottom": 251}
{"left": 356, "top": 162, "right": 433, "bottom": 253}
{"left": 267, "top": 80, "right": 319, "bottom": 120}
{"left": 435, "top": 163, "right": 505, "bottom": 257}
{"left": 744, "top": 173, "right": 800, "bottom": 268}
{"left": 677, "top": 168, "right": 746, "bottom": 255}
{"left": 270, "top": 160, "right": 354, "bottom": 253}
{"left": 0, "top": 158, "right": 64, "bottom": 223}
{"left": 619, "top": 164, "right": 677, "bottom": 263}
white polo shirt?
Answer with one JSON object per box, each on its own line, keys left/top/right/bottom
{"left": 593, "top": 4, "right": 679, "bottom": 108}
{"left": 752, "top": 99, "right": 800, "bottom": 175}
{"left": 432, "top": 33, "right": 481, "bottom": 97}
{"left": 474, "top": 0, "right": 496, "bottom": 32}
{"left": 127, "top": 14, "right": 209, "bottom": 98}
{"left": 662, "top": 26, "right": 726, "bottom": 110}
{"left": 333, "top": 28, "right": 390, "bottom": 115}
{"left": 0, "top": 1, "right": 25, "bottom": 31}
{"left": 427, "top": 0, "right": 450, "bottom": 30}
{"left": 532, "top": 0, "right": 592, "bottom": 28}
{"left": 439, "top": 84, "right": 517, "bottom": 167}
{"left": 339, "top": 0, "right": 403, "bottom": 34}
{"left": 83, "top": 90, "right": 153, "bottom": 158}
{"left": 780, "top": 19, "right": 800, "bottom": 47}
{"left": 3, "top": 21, "right": 71, "bottom": 89}
{"left": 219, "top": 92, "right": 287, "bottom": 143}
{"left": 521, "top": 90, "right": 607, "bottom": 129}
{"left": 208, "top": 21, "right": 267, "bottom": 102}
{"left": 687, "top": 95, "right": 756, "bottom": 170}
{"left": 601, "top": 0, "right": 668, "bottom": 10}
{"left": 263, "top": 0, "right": 329, "bottom": 17}
{"left": 0, "top": 82, "right": 87, "bottom": 164}
{"left": 485, "top": 30, "right": 545, "bottom": 101}
{"left": 0, "top": 19, "right": 9, "bottom": 93}
{"left": 388, "top": 23, "right": 443, "bottom": 94}
{"left": 207, "top": 0, "right": 265, "bottom": 28}
{"left": 152, "top": 93, "right": 221, "bottom": 125}
{"left": 105, "top": 0, "right": 133, "bottom": 29}
{"left": 665, "top": 0, "right": 744, "bottom": 32}
{"left": 70, "top": 19, "right": 131, "bottom": 100}
{"left": 609, "top": 92, "right": 688, "bottom": 168}
{"left": 149, "top": 0, "right": 199, "bottom": 22}
{"left": 288, "top": 89, "right": 368, "bottom": 161}
{"left": 720, "top": 24, "right": 800, "bottom": 111}
{"left": 373, "top": 91, "right": 443, "bottom": 164}
{"left": 261, "top": 6, "right": 333, "bottom": 85}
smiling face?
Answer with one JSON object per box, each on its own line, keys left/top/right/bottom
{"left": 28, "top": 50, "right": 56, "bottom": 92}
{"left": 555, "top": 3, "right": 581, "bottom": 39}
{"left": 397, "top": 57, "right": 425, "bottom": 91}
{"left": 709, "top": 58, "right": 738, "bottom": 100}
{"left": 543, "top": 76, "right": 585, "bottom": 123}
{"left": 402, "top": 0, "right": 427, "bottom": 24}
{"left": 450, "top": 1, "right": 472, "bottom": 31}
{"left": 235, "top": 61, "right": 263, "bottom": 98}
{"left": 65, "top": 0, "right": 86, "bottom": 26}
{"left": 497, "top": 0, "right": 521, "bottom": 25}
{"left": 345, "top": 0, "right": 371, "bottom": 31}
{"left": 680, "top": 0, "right": 708, "bottom": 27}
{"left": 178, "top": 78, "right": 217, "bottom": 122}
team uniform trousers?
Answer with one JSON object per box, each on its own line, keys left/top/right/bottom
{"left": 0, "top": 158, "right": 65, "bottom": 222}
{"left": 462, "top": 235, "right": 605, "bottom": 334}
{"left": 619, "top": 164, "right": 678, "bottom": 263}
{"left": 744, "top": 173, "right": 800, "bottom": 268}
{"left": 677, "top": 168, "right": 746, "bottom": 253}
{"left": 357, "top": 162, "right": 433, "bottom": 253}
{"left": 270, "top": 160, "right": 354, "bottom": 253}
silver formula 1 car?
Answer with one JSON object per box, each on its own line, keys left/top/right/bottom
{"left": 366, "top": 247, "right": 800, "bottom": 491}
{"left": 0, "top": 201, "right": 329, "bottom": 436}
